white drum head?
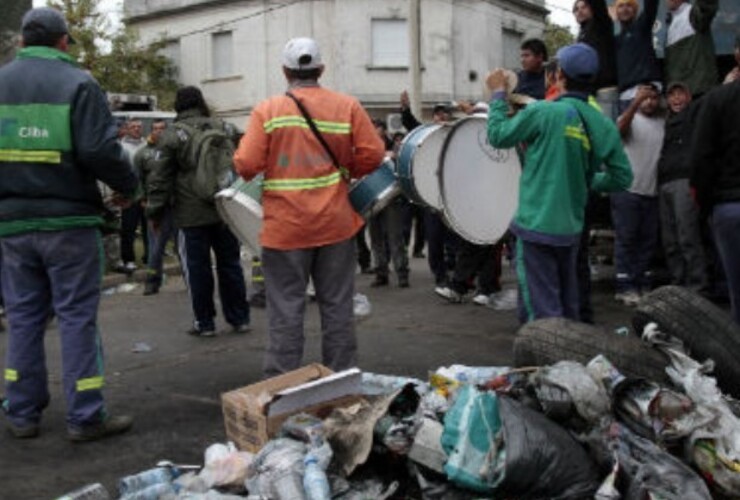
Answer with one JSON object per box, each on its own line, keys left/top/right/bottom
{"left": 215, "top": 189, "right": 263, "bottom": 257}
{"left": 412, "top": 125, "right": 450, "bottom": 210}
{"left": 440, "top": 115, "right": 520, "bottom": 244}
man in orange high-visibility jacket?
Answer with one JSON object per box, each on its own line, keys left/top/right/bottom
{"left": 234, "top": 37, "right": 385, "bottom": 377}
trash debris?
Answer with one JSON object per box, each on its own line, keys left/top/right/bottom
{"left": 131, "top": 342, "right": 152, "bottom": 353}
{"left": 353, "top": 293, "right": 371, "bottom": 320}
{"left": 198, "top": 442, "right": 253, "bottom": 489}
{"left": 69, "top": 336, "right": 740, "bottom": 500}
{"left": 57, "top": 482, "right": 110, "bottom": 500}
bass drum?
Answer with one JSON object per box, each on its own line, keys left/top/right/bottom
{"left": 215, "top": 174, "right": 263, "bottom": 257}
{"left": 439, "top": 115, "right": 520, "bottom": 245}
{"left": 396, "top": 123, "right": 450, "bottom": 210}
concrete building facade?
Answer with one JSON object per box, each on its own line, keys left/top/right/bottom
{"left": 124, "top": 0, "right": 547, "bottom": 126}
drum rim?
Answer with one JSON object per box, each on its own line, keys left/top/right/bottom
{"left": 398, "top": 123, "right": 448, "bottom": 210}
{"left": 438, "top": 116, "right": 514, "bottom": 245}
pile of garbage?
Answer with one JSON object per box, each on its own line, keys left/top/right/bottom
{"left": 61, "top": 325, "right": 740, "bottom": 500}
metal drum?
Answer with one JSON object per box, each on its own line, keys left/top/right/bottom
{"left": 215, "top": 174, "right": 263, "bottom": 256}
{"left": 439, "top": 115, "right": 520, "bottom": 245}
{"left": 349, "top": 160, "right": 401, "bottom": 219}
{"left": 396, "top": 123, "right": 450, "bottom": 210}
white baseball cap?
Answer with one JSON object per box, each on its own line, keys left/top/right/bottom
{"left": 282, "top": 37, "right": 323, "bottom": 70}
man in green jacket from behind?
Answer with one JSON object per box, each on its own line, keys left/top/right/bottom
{"left": 486, "top": 43, "right": 633, "bottom": 323}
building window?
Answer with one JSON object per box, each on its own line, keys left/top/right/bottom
{"left": 502, "top": 29, "right": 523, "bottom": 71}
{"left": 211, "top": 31, "right": 233, "bottom": 78}
{"left": 162, "top": 40, "right": 180, "bottom": 80}
{"left": 371, "top": 19, "right": 408, "bottom": 67}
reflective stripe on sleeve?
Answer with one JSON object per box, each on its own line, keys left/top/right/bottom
{"left": 564, "top": 126, "right": 591, "bottom": 151}
{"left": 76, "top": 376, "right": 104, "bottom": 391}
{"left": 263, "top": 171, "right": 342, "bottom": 191}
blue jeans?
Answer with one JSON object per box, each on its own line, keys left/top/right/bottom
{"left": 712, "top": 202, "right": 740, "bottom": 324}
{"left": 611, "top": 191, "right": 659, "bottom": 293}
{"left": 178, "top": 223, "right": 249, "bottom": 331}
{"left": 146, "top": 207, "right": 176, "bottom": 285}
{"left": 1, "top": 228, "right": 107, "bottom": 429}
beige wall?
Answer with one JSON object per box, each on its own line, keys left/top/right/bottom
{"left": 126, "top": 0, "right": 546, "bottom": 127}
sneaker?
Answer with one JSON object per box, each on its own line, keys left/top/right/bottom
{"left": 67, "top": 415, "right": 133, "bottom": 442}
{"left": 371, "top": 276, "right": 389, "bottom": 287}
{"left": 142, "top": 282, "right": 159, "bottom": 296}
{"left": 434, "top": 286, "right": 463, "bottom": 303}
{"left": 615, "top": 291, "right": 641, "bottom": 307}
{"left": 230, "top": 323, "right": 251, "bottom": 334}
{"left": 472, "top": 294, "right": 490, "bottom": 306}
{"left": 187, "top": 327, "right": 216, "bottom": 338}
{"left": 7, "top": 421, "right": 40, "bottom": 439}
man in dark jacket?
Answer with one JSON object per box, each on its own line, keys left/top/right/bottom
{"left": 615, "top": 0, "right": 662, "bottom": 112}
{"left": 0, "top": 8, "right": 137, "bottom": 441}
{"left": 690, "top": 80, "right": 740, "bottom": 323}
{"left": 146, "top": 86, "right": 250, "bottom": 337}
{"left": 657, "top": 82, "right": 708, "bottom": 292}
{"left": 665, "top": 0, "right": 718, "bottom": 98}
{"left": 574, "top": 0, "right": 617, "bottom": 90}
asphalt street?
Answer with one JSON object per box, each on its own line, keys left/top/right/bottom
{"left": 0, "top": 255, "right": 634, "bottom": 498}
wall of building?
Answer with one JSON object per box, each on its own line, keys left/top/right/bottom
{"left": 125, "top": 0, "right": 547, "bottom": 126}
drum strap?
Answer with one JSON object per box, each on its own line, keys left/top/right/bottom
{"left": 285, "top": 92, "right": 348, "bottom": 180}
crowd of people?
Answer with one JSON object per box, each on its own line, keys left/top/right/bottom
{"left": 0, "top": 2, "right": 738, "bottom": 443}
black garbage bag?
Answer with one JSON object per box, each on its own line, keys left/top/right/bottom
{"left": 607, "top": 422, "right": 712, "bottom": 500}
{"left": 496, "top": 396, "right": 601, "bottom": 499}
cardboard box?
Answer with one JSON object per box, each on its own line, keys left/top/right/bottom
{"left": 222, "top": 364, "right": 363, "bottom": 452}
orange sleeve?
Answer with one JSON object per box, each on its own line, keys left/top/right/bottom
{"left": 348, "top": 100, "right": 385, "bottom": 179}
{"left": 233, "top": 105, "right": 269, "bottom": 180}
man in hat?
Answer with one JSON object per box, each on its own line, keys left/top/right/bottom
{"left": 147, "top": 86, "right": 250, "bottom": 337}
{"left": 233, "top": 37, "right": 384, "bottom": 377}
{"left": 0, "top": 7, "right": 138, "bottom": 440}
{"left": 615, "top": 0, "right": 662, "bottom": 112}
{"left": 690, "top": 78, "right": 740, "bottom": 324}
{"left": 656, "top": 81, "right": 709, "bottom": 293}
{"left": 486, "top": 43, "right": 633, "bottom": 323}
{"left": 612, "top": 84, "right": 665, "bottom": 306}
{"left": 664, "top": 0, "right": 718, "bottom": 98}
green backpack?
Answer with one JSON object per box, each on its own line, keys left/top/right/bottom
{"left": 176, "top": 120, "right": 237, "bottom": 203}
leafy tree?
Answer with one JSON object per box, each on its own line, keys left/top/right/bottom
{"left": 48, "top": 0, "right": 178, "bottom": 109}
{"left": 543, "top": 19, "right": 575, "bottom": 60}
{"left": 1, "top": 0, "right": 32, "bottom": 66}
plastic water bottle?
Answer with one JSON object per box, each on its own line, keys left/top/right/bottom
{"left": 118, "top": 467, "right": 173, "bottom": 497}
{"left": 303, "top": 456, "right": 331, "bottom": 500}
{"left": 119, "top": 482, "right": 175, "bottom": 500}
{"left": 56, "top": 483, "right": 110, "bottom": 500}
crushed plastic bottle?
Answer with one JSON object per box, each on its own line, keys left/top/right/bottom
{"left": 353, "top": 293, "right": 371, "bottom": 320}
{"left": 56, "top": 483, "right": 110, "bottom": 500}
{"left": 303, "top": 456, "right": 331, "bottom": 500}
{"left": 119, "top": 482, "right": 175, "bottom": 500}
{"left": 118, "top": 467, "right": 174, "bottom": 497}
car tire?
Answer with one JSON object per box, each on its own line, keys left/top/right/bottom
{"left": 513, "top": 318, "right": 670, "bottom": 383}
{"left": 632, "top": 285, "right": 740, "bottom": 398}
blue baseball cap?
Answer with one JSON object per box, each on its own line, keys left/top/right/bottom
{"left": 555, "top": 43, "right": 599, "bottom": 82}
